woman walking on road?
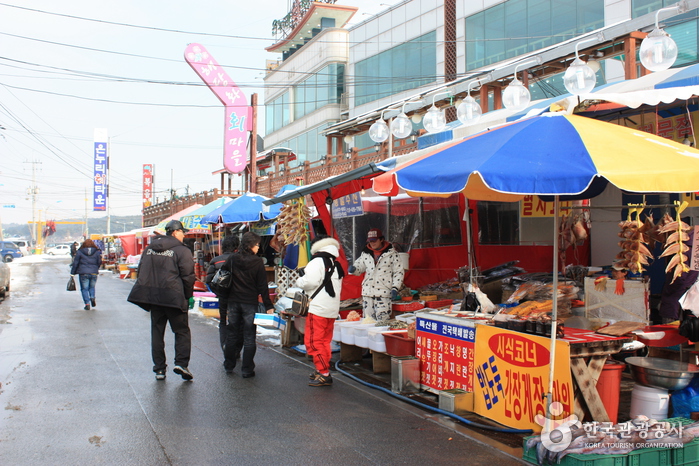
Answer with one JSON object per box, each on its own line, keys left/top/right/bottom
{"left": 70, "top": 239, "right": 102, "bottom": 310}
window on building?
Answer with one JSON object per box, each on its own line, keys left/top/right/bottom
{"left": 466, "top": 0, "right": 604, "bottom": 71}
{"left": 355, "top": 31, "right": 437, "bottom": 106}
{"left": 266, "top": 91, "right": 290, "bottom": 134}
{"left": 292, "top": 63, "right": 345, "bottom": 121}
{"left": 279, "top": 123, "right": 330, "bottom": 164}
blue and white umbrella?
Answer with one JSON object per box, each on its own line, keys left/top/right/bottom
{"left": 201, "top": 192, "right": 282, "bottom": 224}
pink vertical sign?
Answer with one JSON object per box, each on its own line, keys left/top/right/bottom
{"left": 185, "top": 43, "right": 251, "bottom": 174}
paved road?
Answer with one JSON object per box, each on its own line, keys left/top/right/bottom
{"left": 0, "top": 256, "right": 525, "bottom": 465}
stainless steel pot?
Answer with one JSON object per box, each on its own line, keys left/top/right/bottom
{"left": 625, "top": 357, "right": 699, "bottom": 391}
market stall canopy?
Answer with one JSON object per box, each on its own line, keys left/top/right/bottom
{"left": 179, "top": 197, "right": 233, "bottom": 234}
{"left": 150, "top": 204, "right": 203, "bottom": 236}
{"left": 201, "top": 192, "right": 281, "bottom": 224}
{"left": 373, "top": 113, "right": 699, "bottom": 201}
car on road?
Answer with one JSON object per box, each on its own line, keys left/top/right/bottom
{"left": 6, "top": 239, "right": 31, "bottom": 256}
{"left": 0, "top": 241, "right": 23, "bottom": 263}
{"left": 0, "top": 260, "right": 9, "bottom": 298}
{"left": 46, "top": 244, "right": 71, "bottom": 256}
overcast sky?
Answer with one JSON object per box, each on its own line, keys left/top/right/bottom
{"left": 0, "top": 0, "right": 393, "bottom": 228}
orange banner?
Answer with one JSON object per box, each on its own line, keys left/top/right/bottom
{"left": 474, "top": 325, "right": 573, "bottom": 432}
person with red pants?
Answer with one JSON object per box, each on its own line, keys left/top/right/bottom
{"left": 296, "top": 236, "right": 344, "bottom": 387}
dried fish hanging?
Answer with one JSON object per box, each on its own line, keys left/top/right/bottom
{"left": 615, "top": 205, "right": 653, "bottom": 274}
{"left": 277, "top": 197, "right": 312, "bottom": 246}
{"left": 659, "top": 200, "right": 691, "bottom": 284}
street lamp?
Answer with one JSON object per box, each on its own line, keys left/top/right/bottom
{"left": 640, "top": 2, "right": 688, "bottom": 72}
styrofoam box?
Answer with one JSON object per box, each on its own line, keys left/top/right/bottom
{"left": 332, "top": 319, "right": 345, "bottom": 342}
{"left": 354, "top": 335, "right": 369, "bottom": 348}
{"left": 368, "top": 339, "right": 387, "bottom": 352}
{"left": 367, "top": 326, "right": 390, "bottom": 342}
{"left": 396, "top": 313, "right": 416, "bottom": 323}
{"left": 339, "top": 322, "right": 363, "bottom": 345}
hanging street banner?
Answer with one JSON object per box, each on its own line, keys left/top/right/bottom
{"left": 184, "top": 43, "right": 251, "bottom": 174}
{"left": 142, "top": 164, "right": 154, "bottom": 209}
{"left": 93, "top": 128, "right": 108, "bottom": 212}
{"left": 474, "top": 325, "right": 573, "bottom": 432}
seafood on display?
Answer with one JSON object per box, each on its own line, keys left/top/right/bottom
{"left": 660, "top": 201, "right": 692, "bottom": 284}
{"left": 276, "top": 198, "right": 312, "bottom": 246}
{"left": 527, "top": 415, "right": 699, "bottom": 465}
{"left": 615, "top": 206, "right": 653, "bottom": 274}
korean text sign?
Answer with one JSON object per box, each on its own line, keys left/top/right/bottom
{"left": 415, "top": 316, "right": 475, "bottom": 392}
{"left": 474, "top": 325, "right": 573, "bottom": 432}
{"left": 142, "top": 164, "right": 153, "bottom": 209}
{"left": 184, "top": 43, "right": 250, "bottom": 174}
{"left": 331, "top": 194, "right": 364, "bottom": 218}
{"left": 93, "top": 128, "right": 108, "bottom": 212}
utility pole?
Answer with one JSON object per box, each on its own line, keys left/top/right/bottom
{"left": 84, "top": 188, "right": 88, "bottom": 239}
{"left": 24, "top": 160, "right": 41, "bottom": 246}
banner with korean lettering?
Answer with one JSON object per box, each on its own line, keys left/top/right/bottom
{"left": 474, "top": 326, "right": 573, "bottom": 432}
{"left": 521, "top": 195, "right": 572, "bottom": 218}
{"left": 184, "top": 43, "right": 250, "bottom": 174}
{"left": 415, "top": 315, "right": 475, "bottom": 393}
{"left": 93, "top": 128, "right": 108, "bottom": 212}
{"left": 143, "top": 164, "right": 153, "bottom": 209}
{"left": 331, "top": 193, "right": 364, "bottom": 218}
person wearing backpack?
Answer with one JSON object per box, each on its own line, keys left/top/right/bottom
{"left": 205, "top": 235, "right": 243, "bottom": 361}
{"left": 296, "top": 236, "right": 344, "bottom": 387}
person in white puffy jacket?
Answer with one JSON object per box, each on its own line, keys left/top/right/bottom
{"left": 348, "top": 228, "right": 405, "bottom": 322}
{"left": 296, "top": 236, "right": 344, "bottom": 387}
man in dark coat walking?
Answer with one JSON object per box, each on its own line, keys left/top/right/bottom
{"left": 127, "top": 220, "right": 196, "bottom": 381}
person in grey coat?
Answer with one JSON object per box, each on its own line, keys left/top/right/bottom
{"left": 70, "top": 239, "right": 102, "bottom": 311}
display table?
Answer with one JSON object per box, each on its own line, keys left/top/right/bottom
{"left": 563, "top": 327, "right": 633, "bottom": 422}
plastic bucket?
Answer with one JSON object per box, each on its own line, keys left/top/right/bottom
{"left": 630, "top": 383, "right": 670, "bottom": 419}
{"left": 595, "top": 361, "right": 625, "bottom": 423}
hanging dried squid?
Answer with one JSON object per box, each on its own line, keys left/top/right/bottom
{"left": 659, "top": 201, "right": 692, "bottom": 284}
{"left": 615, "top": 206, "right": 653, "bottom": 274}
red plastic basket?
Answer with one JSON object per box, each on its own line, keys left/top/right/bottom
{"left": 391, "top": 302, "right": 425, "bottom": 312}
{"left": 425, "top": 299, "right": 453, "bottom": 309}
{"left": 383, "top": 331, "right": 416, "bottom": 356}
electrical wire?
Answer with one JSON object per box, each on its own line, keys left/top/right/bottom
{"left": 334, "top": 360, "right": 533, "bottom": 434}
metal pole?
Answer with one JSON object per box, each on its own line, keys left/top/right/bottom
{"left": 545, "top": 196, "right": 560, "bottom": 418}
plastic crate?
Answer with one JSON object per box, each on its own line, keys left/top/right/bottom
{"left": 425, "top": 299, "right": 453, "bottom": 308}
{"left": 522, "top": 436, "right": 626, "bottom": 466}
{"left": 392, "top": 302, "right": 425, "bottom": 312}
{"left": 627, "top": 446, "right": 672, "bottom": 466}
{"left": 383, "top": 330, "right": 416, "bottom": 357}
{"left": 665, "top": 417, "right": 698, "bottom": 466}
{"left": 419, "top": 294, "right": 438, "bottom": 302}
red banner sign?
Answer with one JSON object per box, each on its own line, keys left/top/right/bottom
{"left": 142, "top": 164, "right": 153, "bottom": 209}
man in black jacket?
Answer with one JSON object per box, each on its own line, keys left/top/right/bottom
{"left": 127, "top": 220, "right": 196, "bottom": 381}
{"left": 221, "top": 231, "right": 274, "bottom": 377}
{"left": 205, "top": 235, "right": 242, "bottom": 362}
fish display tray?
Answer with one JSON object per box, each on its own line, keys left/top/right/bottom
{"left": 391, "top": 302, "right": 425, "bottom": 312}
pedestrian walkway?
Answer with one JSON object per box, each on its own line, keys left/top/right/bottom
{"left": 0, "top": 256, "right": 525, "bottom": 465}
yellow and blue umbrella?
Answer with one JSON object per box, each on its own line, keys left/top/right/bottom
{"left": 373, "top": 113, "right": 699, "bottom": 201}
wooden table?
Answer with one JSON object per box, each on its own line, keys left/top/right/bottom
{"left": 562, "top": 328, "right": 633, "bottom": 422}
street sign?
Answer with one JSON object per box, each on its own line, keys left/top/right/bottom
{"left": 2, "top": 204, "right": 15, "bottom": 208}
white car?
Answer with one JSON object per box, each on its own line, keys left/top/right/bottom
{"left": 46, "top": 244, "right": 71, "bottom": 255}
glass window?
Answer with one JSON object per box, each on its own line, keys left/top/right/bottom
{"left": 466, "top": 0, "right": 604, "bottom": 71}
{"left": 355, "top": 31, "right": 437, "bottom": 106}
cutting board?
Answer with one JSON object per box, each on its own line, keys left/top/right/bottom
{"left": 596, "top": 321, "right": 646, "bottom": 336}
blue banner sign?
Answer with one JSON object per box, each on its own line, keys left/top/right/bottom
{"left": 331, "top": 193, "right": 363, "bottom": 218}
{"left": 93, "top": 129, "right": 108, "bottom": 212}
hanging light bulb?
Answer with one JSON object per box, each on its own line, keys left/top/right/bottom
{"left": 423, "top": 105, "right": 446, "bottom": 133}
{"left": 640, "top": 28, "right": 678, "bottom": 72}
{"left": 368, "top": 118, "right": 389, "bottom": 143}
{"left": 391, "top": 112, "right": 412, "bottom": 139}
{"left": 563, "top": 38, "right": 598, "bottom": 95}
{"left": 640, "top": 3, "right": 685, "bottom": 72}
{"left": 457, "top": 81, "right": 482, "bottom": 126}
{"left": 411, "top": 113, "right": 423, "bottom": 124}
{"left": 502, "top": 78, "right": 530, "bottom": 111}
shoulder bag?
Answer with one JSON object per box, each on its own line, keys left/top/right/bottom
{"left": 289, "top": 284, "right": 324, "bottom": 317}
{"left": 209, "top": 268, "right": 232, "bottom": 295}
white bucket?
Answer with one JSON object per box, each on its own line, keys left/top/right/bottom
{"left": 630, "top": 384, "right": 670, "bottom": 419}
{"left": 397, "top": 252, "right": 410, "bottom": 270}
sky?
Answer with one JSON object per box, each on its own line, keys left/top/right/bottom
{"left": 0, "top": 0, "right": 395, "bottom": 228}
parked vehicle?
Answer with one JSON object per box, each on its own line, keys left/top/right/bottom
{"left": 46, "top": 244, "right": 71, "bottom": 256}
{"left": 0, "top": 260, "right": 9, "bottom": 298}
{"left": 6, "top": 238, "right": 31, "bottom": 256}
{"left": 0, "top": 241, "right": 23, "bottom": 262}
